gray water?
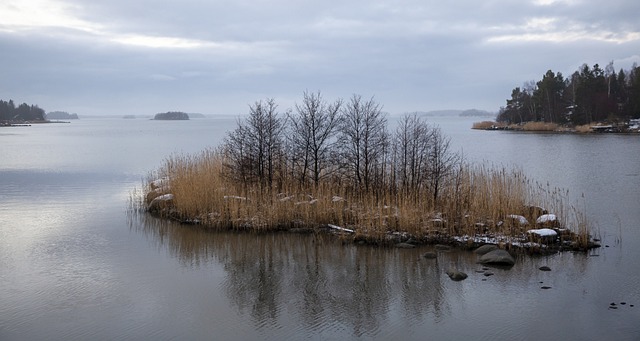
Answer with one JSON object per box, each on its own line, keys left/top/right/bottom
{"left": 1, "top": 116, "right": 639, "bottom": 340}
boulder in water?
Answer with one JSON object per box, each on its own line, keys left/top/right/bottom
{"left": 478, "top": 249, "right": 515, "bottom": 266}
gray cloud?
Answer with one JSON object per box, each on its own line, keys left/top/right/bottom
{"left": 1, "top": 0, "right": 638, "bottom": 115}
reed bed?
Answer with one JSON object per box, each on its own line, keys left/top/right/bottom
{"left": 574, "top": 124, "right": 593, "bottom": 133}
{"left": 521, "top": 121, "right": 559, "bottom": 131}
{"left": 472, "top": 121, "right": 504, "bottom": 130}
{"left": 137, "top": 149, "right": 596, "bottom": 251}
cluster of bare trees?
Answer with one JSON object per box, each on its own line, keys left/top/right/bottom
{"left": 222, "top": 92, "right": 460, "bottom": 206}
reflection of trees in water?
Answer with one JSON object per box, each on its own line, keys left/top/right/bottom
{"left": 131, "top": 214, "right": 452, "bottom": 337}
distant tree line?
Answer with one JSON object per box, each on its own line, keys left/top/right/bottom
{"left": 46, "top": 111, "right": 79, "bottom": 120}
{"left": 497, "top": 62, "right": 640, "bottom": 125}
{"left": 0, "top": 99, "right": 46, "bottom": 122}
{"left": 222, "top": 91, "right": 460, "bottom": 206}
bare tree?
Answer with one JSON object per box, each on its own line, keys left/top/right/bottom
{"left": 392, "top": 113, "right": 433, "bottom": 201}
{"left": 223, "top": 119, "right": 252, "bottom": 191}
{"left": 223, "top": 98, "right": 286, "bottom": 193}
{"left": 288, "top": 91, "right": 342, "bottom": 188}
{"left": 426, "top": 127, "right": 460, "bottom": 205}
{"left": 336, "top": 94, "right": 388, "bottom": 193}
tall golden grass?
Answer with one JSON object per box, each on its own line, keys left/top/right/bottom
{"left": 472, "top": 121, "right": 504, "bottom": 130}
{"left": 521, "top": 121, "right": 559, "bottom": 131}
{"left": 136, "top": 148, "right": 595, "bottom": 250}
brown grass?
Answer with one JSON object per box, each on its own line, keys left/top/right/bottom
{"left": 574, "top": 123, "right": 594, "bottom": 133}
{"left": 135, "top": 149, "right": 595, "bottom": 251}
{"left": 472, "top": 121, "right": 503, "bottom": 130}
{"left": 521, "top": 121, "right": 559, "bottom": 131}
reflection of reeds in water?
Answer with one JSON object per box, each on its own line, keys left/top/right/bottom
{"left": 133, "top": 149, "right": 594, "bottom": 249}
{"left": 126, "top": 209, "right": 452, "bottom": 335}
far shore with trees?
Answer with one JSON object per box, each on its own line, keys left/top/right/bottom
{"left": 137, "top": 91, "right": 598, "bottom": 254}
{"left": 474, "top": 62, "right": 640, "bottom": 133}
{"left": 0, "top": 99, "right": 47, "bottom": 125}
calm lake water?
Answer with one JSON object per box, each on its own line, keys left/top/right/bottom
{"left": 1, "top": 116, "right": 639, "bottom": 340}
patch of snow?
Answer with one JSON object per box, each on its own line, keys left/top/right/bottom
{"left": 332, "top": 196, "right": 345, "bottom": 202}
{"left": 507, "top": 214, "right": 529, "bottom": 225}
{"left": 536, "top": 214, "right": 557, "bottom": 224}
{"left": 156, "top": 193, "right": 174, "bottom": 201}
{"left": 224, "top": 195, "right": 247, "bottom": 201}
{"left": 327, "top": 224, "right": 355, "bottom": 234}
{"left": 527, "top": 228, "right": 558, "bottom": 237}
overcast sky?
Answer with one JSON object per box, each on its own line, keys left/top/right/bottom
{"left": 1, "top": 0, "right": 639, "bottom": 116}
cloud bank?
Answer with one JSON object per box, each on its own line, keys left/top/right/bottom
{"left": 1, "top": 0, "right": 638, "bottom": 115}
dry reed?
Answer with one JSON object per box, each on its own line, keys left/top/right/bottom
{"left": 521, "top": 121, "right": 559, "bottom": 131}
{"left": 472, "top": 121, "right": 502, "bottom": 130}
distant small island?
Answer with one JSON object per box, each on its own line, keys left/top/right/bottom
{"left": 153, "top": 111, "right": 190, "bottom": 120}
{"left": 46, "top": 111, "right": 79, "bottom": 120}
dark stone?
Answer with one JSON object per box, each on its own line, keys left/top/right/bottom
{"left": 541, "top": 286, "right": 552, "bottom": 289}
{"left": 474, "top": 244, "right": 498, "bottom": 255}
{"left": 609, "top": 306, "right": 618, "bottom": 309}
{"left": 446, "top": 269, "right": 468, "bottom": 281}
{"left": 621, "top": 302, "right": 626, "bottom": 305}
{"left": 478, "top": 249, "right": 515, "bottom": 266}
{"left": 422, "top": 252, "right": 437, "bottom": 259}
{"left": 395, "top": 242, "right": 416, "bottom": 249}
{"left": 484, "top": 272, "right": 494, "bottom": 277}
{"left": 539, "top": 266, "right": 552, "bottom": 271}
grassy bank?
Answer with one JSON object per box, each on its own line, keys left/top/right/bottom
{"left": 135, "top": 149, "right": 597, "bottom": 252}
{"left": 473, "top": 120, "right": 640, "bottom": 133}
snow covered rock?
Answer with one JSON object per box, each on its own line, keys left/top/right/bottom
{"left": 478, "top": 249, "right": 515, "bottom": 266}
{"left": 527, "top": 228, "right": 558, "bottom": 237}
{"left": 507, "top": 214, "right": 529, "bottom": 226}
{"left": 536, "top": 214, "right": 559, "bottom": 227}
{"left": 148, "top": 193, "right": 174, "bottom": 213}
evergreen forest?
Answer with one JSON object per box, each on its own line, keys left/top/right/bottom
{"left": 0, "top": 99, "right": 46, "bottom": 122}
{"left": 497, "top": 62, "right": 640, "bottom": 125}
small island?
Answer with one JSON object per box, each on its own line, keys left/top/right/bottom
{"left": 46, "top": 111, "right": 79, "bottom": 120}
{"left": 136, "top": 92, "right": 598, "bottom": 256}
{"left": 153, "top": 111, "right": 190, "bottom": 120}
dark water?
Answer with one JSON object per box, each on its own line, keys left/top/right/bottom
{"left": 1, "top": 117, "right": 639, "bottom": 340}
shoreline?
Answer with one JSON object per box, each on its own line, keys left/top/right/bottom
{"left": 472, "top": 120, "right": 640, "bottom": 134}
{"left": 140, "top": 189, "right": 600, "bottom": 257}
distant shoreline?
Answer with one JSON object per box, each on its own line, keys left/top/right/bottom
{"left": 1, "top": 120, "right": 70, "bottom": 127}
